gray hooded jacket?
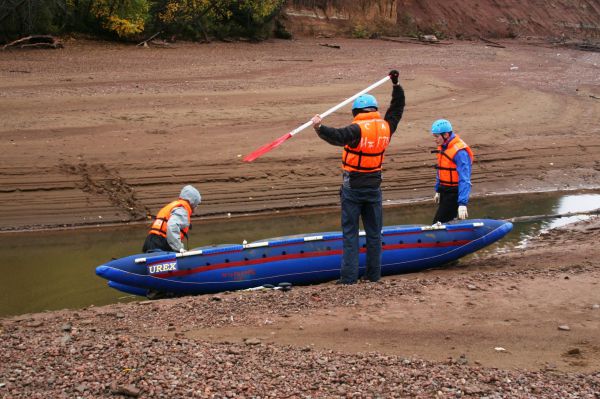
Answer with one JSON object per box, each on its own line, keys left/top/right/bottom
{"left": 166, "top": 185, "right": 201, "bottom": 251}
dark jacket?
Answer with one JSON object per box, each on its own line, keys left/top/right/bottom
{"left": 316, "top": 84, "right": 405, "bottom": 188}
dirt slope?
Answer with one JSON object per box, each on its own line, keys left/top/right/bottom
{"left": 284, "top": 0, "right": 600, "bottom": 40}
{"left": 1, "top": 37, "right": 599, "bottom": 231}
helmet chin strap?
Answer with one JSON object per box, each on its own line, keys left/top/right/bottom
{"left": 352, "top": 107, "right": 378, "bottom": 117}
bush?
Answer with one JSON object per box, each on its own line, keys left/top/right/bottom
{"left": 0, "top": 0, "right": 66, "bottom": 42}
{"left": 1, "top": 0, "right": 287, "bottom": 43}
{"left": 352, "top": 23, "right": 370, "bottom": 39}
{"left": 151, "top": 0, "right": 285, "bottom": 41}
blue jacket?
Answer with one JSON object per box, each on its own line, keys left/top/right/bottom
{"left": 435, "top": 133, "right": 472, "bottom": 205}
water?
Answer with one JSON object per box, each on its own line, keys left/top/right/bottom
{"left": 0, "top": 190, "right": 598, "bottom": 317}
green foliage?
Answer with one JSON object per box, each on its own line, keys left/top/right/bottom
{"left": 1, "top": 0, "right": 286, "bottom": 42}
{"left": 151, "top": 0, "right": 285, "bottom": 41}
{"left": 372, "top": 18, "right": 402, "bottom": 38}
{"left": 352, "top": 23, "right": 370, "bottom": 39}
{"left": 93, "top": 0, "right": 149, "bottom": 38}
{"left": 0, "top": 0, "right": 67, "bottom": 41}
{"left": 397, "top": 11, "right": 420, "bottom": 38}
{"left": 273, "top": 19, "right": 292, "bottom": 40}
{"left": 65, "top": 0, "right": 150, "bottom": 38}
{"left": 223, "top": 0, "right": 284, "bottom": 40}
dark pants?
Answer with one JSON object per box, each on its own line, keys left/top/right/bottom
{"left": 432, "top": 187, "right": 459, "bottom": 223}
{"left": 142, "top": 234, "right": 171, "bottom": 253}
{"left": 339, "top": 185, "right": 383, "bottom": 284}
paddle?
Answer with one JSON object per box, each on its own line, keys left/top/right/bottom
{"left": 243, "top": 75, "right": 391, "bottom": 162}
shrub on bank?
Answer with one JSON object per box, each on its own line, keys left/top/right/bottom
{"left": 0, "top": 0, "right": 287, "bottom": 43}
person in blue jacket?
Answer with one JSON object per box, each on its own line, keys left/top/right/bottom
{"left": 430, "top": 119, "right": 473, "bottom": 223}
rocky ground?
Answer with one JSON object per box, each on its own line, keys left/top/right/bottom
{"left": 1, "top": 216, "right": 599, "bottom": 398}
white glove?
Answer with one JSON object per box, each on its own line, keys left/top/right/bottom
{"left": 458, "top": 205, "right": 468, "bottom": 220}
{"left": 433, "top": 192, "right": 440, "bottom": 204}
{"left": 179, "top": 248, "right": 187, "bottom": 254}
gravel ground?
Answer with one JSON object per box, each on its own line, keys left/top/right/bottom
{"left": 2, "top": 303, "right": 599, "bottom": 398}
{"left": 2, "top": 218, "right": 600, "bottom": 398}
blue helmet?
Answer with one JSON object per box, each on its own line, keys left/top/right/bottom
{"left": 352, "top": 94, "right": 378, "bottom": 110}
{"left": 431, "top": 119, "right": 453, "bottom": 134}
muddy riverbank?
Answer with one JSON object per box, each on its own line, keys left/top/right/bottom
{"left": 1, "top": 37, "right": 600, "bottom": 231}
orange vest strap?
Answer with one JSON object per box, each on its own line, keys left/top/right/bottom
{"left": 149, "top": 199, "right": 192, "bottom": 239}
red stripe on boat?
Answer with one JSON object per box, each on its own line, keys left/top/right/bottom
{"left": 153, "top": 240, "right": 471, "bottom": 278}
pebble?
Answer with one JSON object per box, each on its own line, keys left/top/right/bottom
{"left": 244, "top": 338, "right": 261, "bottom": 346}
{"left": 566, "top": 348, "right": 581, "bottom": 355}
{"left": 558, "top": 325, "right": 571, "bottom": 331}
{"left": 112, "top": 384, "right": 140, "bottom": 397}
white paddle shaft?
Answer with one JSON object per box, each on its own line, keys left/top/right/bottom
{"left": 289, "top": 75, "right": 391, "bottom": 137}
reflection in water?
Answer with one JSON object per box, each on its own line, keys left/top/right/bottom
{"left": 547, "top": 194, "right": 600, "bottom": 229}
{"left": 0, "top": 191, "right": 598, "bottom": 316}
{"left": 482, "top": 194, "right": 600, "bottom": 253}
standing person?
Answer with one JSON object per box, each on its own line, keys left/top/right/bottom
{"left": 430, "top": 119, "right": 473, "bottom": 223}
{"left": 310, "top": 70, "right": 405, "bottom": 284}
{"left": 142, "top": 185, "right": 201, "bottom": 253}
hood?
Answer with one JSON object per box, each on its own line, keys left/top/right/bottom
{"left": 179, "top": 185, "right": 201, "bottom": 208}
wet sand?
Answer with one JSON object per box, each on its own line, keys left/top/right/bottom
{"left": 1, "top": 37, "right": 599, "bottom": 230}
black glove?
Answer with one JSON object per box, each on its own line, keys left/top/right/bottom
{"left": 389, "top": 69, "right": 399, "bottom": 85}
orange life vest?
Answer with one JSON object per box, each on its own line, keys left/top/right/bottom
{"left": 436, "top": 134, "right": 473, "bottom": 187}
{"left": 342, "top": 112, "right": 391, "bottom": 172}
{"left": 149, "top": 199, "right": 192, "bottom": 239}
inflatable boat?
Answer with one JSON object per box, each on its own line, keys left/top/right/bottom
{"left": 96, "top": 219, "right": 512, "bottom": 297}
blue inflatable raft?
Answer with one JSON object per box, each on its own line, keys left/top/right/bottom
{"left": 96, "top": 219, "right": 512, "bottom": 297}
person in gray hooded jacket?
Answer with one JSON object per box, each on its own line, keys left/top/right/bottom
{"left": 142, "top": 185, "right": 201, "bottom": 253}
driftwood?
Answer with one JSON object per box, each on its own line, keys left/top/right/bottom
{"left": 577, "top": 43, "right": 600, "bottom": 52}
{"left": 148, "top": 39, "right": 172, "bottom": 48}
{"left": 273, "top": 59, "right": 313, "bottom": 62}
{"left": 380, "top": 36, "right": 452, "bottom": 46}
{"left": 137, "top": 31, "right": 161, "bottom": 47}
{"left": 506, "top": 208, "right": 600, "bottom": 223}
{"left": 2, "top": 35, "right": 63, "bottom": 50}
{"left": 479, "top": 37, "right": 505, "bottom": 48}
{"left": 525, "top": 39, "right": 600, "bottom": 53}
{"left": 319, "top": 43, "right": 341, "bottom": 49}
{"left": 420, "top": 34, "right": 439, "bottom": 43}
{"left": 564, "top": 41, "right": 600, "bottom": 53}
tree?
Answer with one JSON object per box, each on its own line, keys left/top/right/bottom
{"left": 66, "top": 0, "right": 150, "bottom": 38}
{"left": 153, "top": 0, "right": 285, "bottom": 41}
{"left": 0, "top": 0, "right": 286, "bottom": 43}
{"left": 0, "top": 0, "right": 67, "bottom": 41}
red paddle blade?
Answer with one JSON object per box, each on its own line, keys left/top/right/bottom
{"left": 243, "top": 132, "right": 293, "bottom": 162}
